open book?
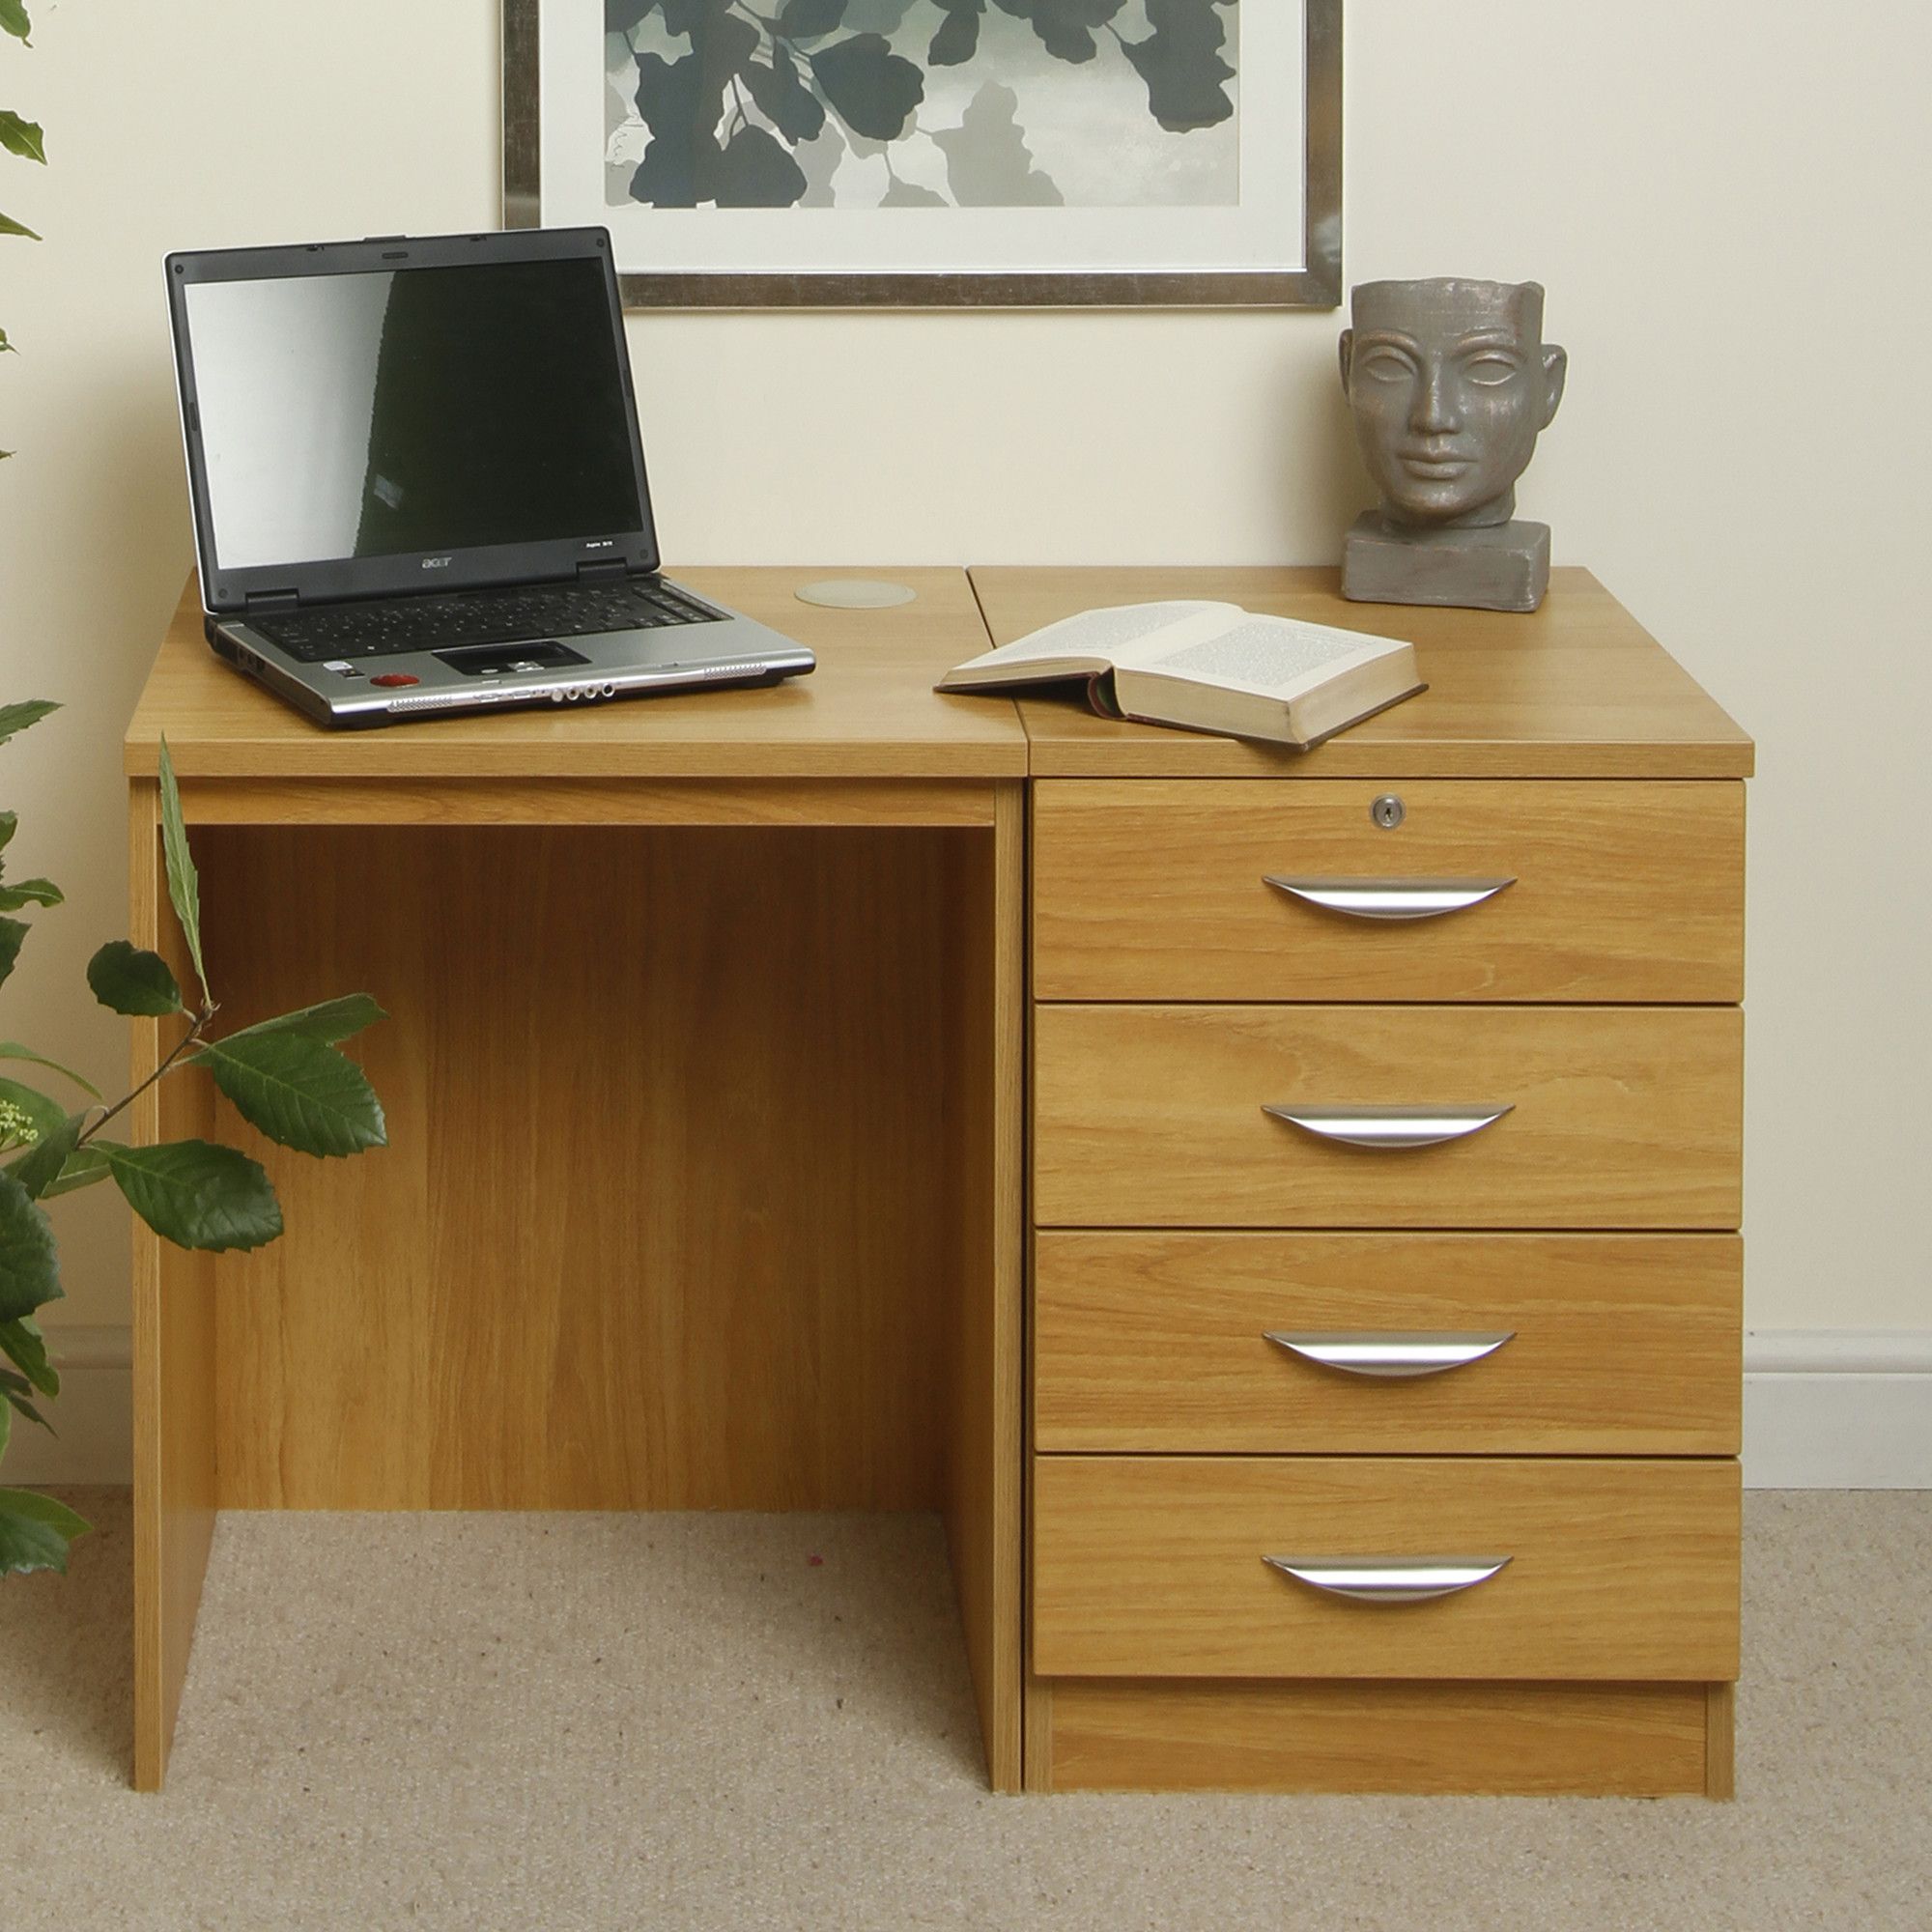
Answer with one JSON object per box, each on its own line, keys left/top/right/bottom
{"left": 937, "top": 602, "right": 1425, "bottom": 750}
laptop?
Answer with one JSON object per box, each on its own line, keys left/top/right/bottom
{"left": 164, "top": 227, "right": 814, "bottom": 727}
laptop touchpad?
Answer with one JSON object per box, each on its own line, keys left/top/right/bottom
{"left": 437, "top": 640, "right": 592, "bottom": 677}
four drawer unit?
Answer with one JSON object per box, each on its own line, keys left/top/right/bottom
{"left": 1023, "top": 715, "right": 1749, "bottom": 1796}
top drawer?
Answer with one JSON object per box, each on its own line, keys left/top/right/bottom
{"left": 1033, "top": 780, "right": 1744, "bottom": 1003}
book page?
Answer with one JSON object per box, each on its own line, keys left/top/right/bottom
{"left": 949, "top": 601, "right": 1234, "bottom": 672}
{"left": 1122, "top": 615, "right": 1407, "bottom": 699}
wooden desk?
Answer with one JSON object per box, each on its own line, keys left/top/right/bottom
{"left": 127, "top": 564, "right": 1748, "bottom": 1800}
{"left": 975, "top": 567, "right": 1750, "bottom": 1799}
{"left": 125, "top": 568, "right": 1028, "bottom": 1791}
{"left": 974, "top": 565, "right": 1752, "bottom": 780}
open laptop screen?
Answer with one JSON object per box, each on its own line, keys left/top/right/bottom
{"left": 183, "top": 255, "right": 646, "bottom": 573}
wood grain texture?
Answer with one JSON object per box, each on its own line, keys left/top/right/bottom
{"left": 939, "top": 783, "right": 1027, "bottom": 1791}
{"left": 1023, "top": 1676, "right": 1055, "bottom": 1790}
{"left": 1039, "top": 1678, "right": 1712, "bottom": 1796}
{"left": 128, "top": 570, "right": 1024, "bottom": 781}
{"left": 200, "top": 823, "right": 969, "bottom": 1511}
{"left": 970, "top": 567, "right": 1753, "bottom": 779}
{"left": 1032, "top": 1456, "right": 1742, "bottom": 1682}
{"left": 129, "top": 781, "right": 218, "bottom": 1792}
{"left": 1707, "top": 1680, "right": 1737, "bottom": 1800}
{"left": 1032, "top": 778, "right": 1746, "bottom": 1003}
{"left": 1034, "top": 1004, "right": 1744, "bottom": 1230}
{"left": 1034, "top": 1233, "right": 1742, "bottom": 1455}
{"left": 177, "top": 778, "right": 997, "bottom": 829}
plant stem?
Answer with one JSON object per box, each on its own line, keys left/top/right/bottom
{"left": 76, "top": 1002, "right": 217, "bottom": 1148}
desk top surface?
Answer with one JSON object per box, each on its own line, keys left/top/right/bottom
{"left": 974, "top": 567, "right": 1754, "bottom": 780}
{"left": 127, "top": 568, "right": 1026, "bottom": 781}
{"left": 128, "top": 564, "right": 1752, "bottom": 785}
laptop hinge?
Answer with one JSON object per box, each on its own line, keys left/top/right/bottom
{"left": 244, "top": 587, "right": 299, "bottom": 613}
{"left": 576, "top": 559, "right": 628, "bottom": 583}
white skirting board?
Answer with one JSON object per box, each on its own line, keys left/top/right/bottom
{"left": 1743, "top": 1330, "right": 1932, "bottom": 1490}
{"left": 2, "top": 1325, "right": 134, "bottom": 1487}
{"left": 5, "top": 1326, "right": 1930, "bottom": 1490}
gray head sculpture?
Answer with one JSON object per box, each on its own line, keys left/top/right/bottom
{"left": 1340, "top": 279, "right": 1567, "bottom": 531}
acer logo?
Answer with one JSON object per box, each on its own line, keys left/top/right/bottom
{"left": 421, "top": 555, "right": 453, "bottom": 570}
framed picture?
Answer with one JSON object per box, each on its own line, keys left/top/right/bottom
{"left": 504, "top": 1, "right": 1341, "bottom": 309}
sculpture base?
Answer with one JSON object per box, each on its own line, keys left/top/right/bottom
{"left": 1343, "top": 514, "right": 1551, "bottom": 614}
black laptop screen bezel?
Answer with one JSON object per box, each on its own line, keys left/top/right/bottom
{"left": 166, "top": 227, "right": 662, "bottom": 615}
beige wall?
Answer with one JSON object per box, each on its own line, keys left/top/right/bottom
{"left": 0, "top": 1, "right": 1923, "bottom": 1355}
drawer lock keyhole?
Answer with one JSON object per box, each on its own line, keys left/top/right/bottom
{"left": 1371, "top": 793, "right": 1406, "bottom": 830}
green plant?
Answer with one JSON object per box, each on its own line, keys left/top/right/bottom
{"left": 0, "top": 704, "right": 388, "bottom": 1575}
{"left": 1, "top": 0, "right": 46, "bottom": 460}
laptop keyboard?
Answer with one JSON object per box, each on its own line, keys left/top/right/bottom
{"left": 249, "top": 579, "right": 724, "bottom": 663}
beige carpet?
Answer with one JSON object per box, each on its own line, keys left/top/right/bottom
{"left": 1, "top": 1492, "right": 1926, "bottom": 1931}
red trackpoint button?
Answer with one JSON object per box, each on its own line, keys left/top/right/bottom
{"left": 370, "top": 672, "right": 420, "bottom": 688}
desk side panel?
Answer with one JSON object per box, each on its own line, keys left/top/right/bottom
{"left": 200, "top": 825, "right": 958, "bottom": 1513}
{"left": 129, "top": 781, "right": 218, "bottom": 1791}
{"left": 941, "top": 784, "right": 1026, "bottom": 1792}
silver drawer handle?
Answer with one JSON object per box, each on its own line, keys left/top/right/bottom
{"left": 1263, "top": 1103, "right": 1513, "bottom": 1150}
{"left": 1264, "top": 1555, "right": 1512, "bottom": 1604}
{"left": 1264, "top": 1331, "right": 1515, "bottom": 1378}
{"left": 1264, "top": 876, "right": 1516, "bottom": 922}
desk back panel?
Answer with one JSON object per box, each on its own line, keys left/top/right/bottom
{"left": 198, "top": 823, "right": 967, "bottom": 1511}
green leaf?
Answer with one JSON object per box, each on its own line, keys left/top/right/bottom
{"left": 0, "top": 810, "right": 15, "bottom": 853}
{"left": 1014, "top": 0, "right": 1127, "bottom": 63}
{"left": 0, "top": 876, "right": 61, "bottom": 910}
{"left": 195, "top": 1031, "right": 386, "bottom": 1158}
{"left": 6, "top": 1109, "right": 78, "bottom": 1199}
{"left": 1121, "top": 0, "right": 1236, "bottom": 133}
{"left": 0, "top": 699, "right": 58, "bottom": 744}
{"left": 0, "top": 1169, "right": 60, "bottom": 1322}
{"left": 0, "top": 0, "right": 31, "bottom": 44}
{"left": 0, "top": 212, "right": 41, "bottom": 242}
{"left": 0, "top": 916, "right": 26, "bottom": 987}
{"left": 779, "top": 0, "right": 846, "bottom": 36}
{"left": 38, "top": 1145, "right": 107, "bottom": 1199}
{"left": 3, "top": 1378, "right": 52, "bottom": 1433}
{"left": 743, "top": 47, "right": 827, "bottom": 144}
{"left": 0, "top": 111, "right": 44, "bottom": 163}
{"left": 86, "top": 940, "right": 184, "bottom": 1017}
{"left": 0, "top": 1075, "right": 64, "bottom": 1148}
{"left": 1, "top": 1314, "right": 59, "bottom": 1397}
{"left": 810, "top": 33, "right": 924, "bottom": 142}
{"left": 156, "top": 737, "right": 209, "bottom": 1004}
{"left": 220, "top": 993, "right": 385, "bottom": 1048}
{"left": 0, "top": 1491, "right": 93, "bottom": 1578}
{"left": 929, "top": 0, "right": 982, "bottom": 67}
{"left": 713, "top": 125, "right": 809, "bottom": 208}
{"left": 0, "top": 326, "right": 13, "bottom": 353}
{"left": 0, "top": 1041, "right": 100, "bottom": 1099}
{"left": 98, "top": 1139, "right": 282, "bottom": 1252}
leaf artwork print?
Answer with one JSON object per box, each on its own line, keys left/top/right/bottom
{"left": 607, "top": 0, "right": 1239, "bottom": 212}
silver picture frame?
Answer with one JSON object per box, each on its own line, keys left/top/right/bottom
{"left": 504, "top": 1, "right": 1342, "bottom": 311}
